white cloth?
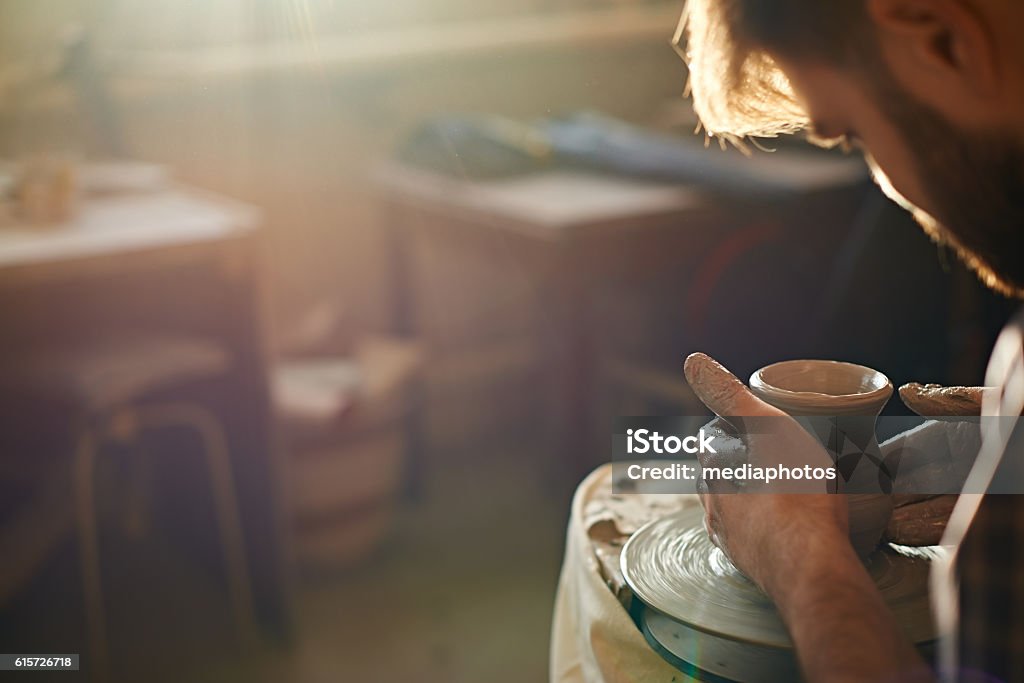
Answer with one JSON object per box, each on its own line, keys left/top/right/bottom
{"left": 549, "top": 464, "right": 700, "bottom": 682}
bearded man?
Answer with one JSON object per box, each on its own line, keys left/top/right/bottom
{"left": 678, "top": 1, "right": 1024, "bottom": 681}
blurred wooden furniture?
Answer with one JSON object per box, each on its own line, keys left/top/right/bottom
{"left": 0, "top": 184, "right": 291, "bottom": 643}
{"left": 275, "top": 336, "right": 422, "bottom": 571}
{"left": 0, "top": 459, "right": 72, "bottom": 604}
{"left": 375, "top": 162, "right": 867, "bottom": 484}
{"left": 376, "top": 166, "right": 707, "bottom": 484}
{"left": 1, "top": 335, "right": 256, "bottom": 680}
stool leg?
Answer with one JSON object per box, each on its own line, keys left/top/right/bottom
{"left": 134, "top": 404, "right": 256, "bottom": 644}
{"left": 74, "top": 429, "right": 109, "bottom": 681}
{"left": 121, "top": 441, "right": 153, "bottom": 540}
{"left": 186, "top": 405, "right": 256, "bottom": 643}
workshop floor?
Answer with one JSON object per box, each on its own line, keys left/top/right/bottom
{"left": 194, "top": 450, "right": 569, "bottom": 683}
{"left": 1, "top": 441, "right": 570, "bottom": 683}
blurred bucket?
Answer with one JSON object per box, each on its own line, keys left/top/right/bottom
{"left": 275, "top": 337, "right": 421, "bottom": 572}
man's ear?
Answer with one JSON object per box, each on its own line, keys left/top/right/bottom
{"left": 866, "top": 0, "right": 998, "bottom": 97}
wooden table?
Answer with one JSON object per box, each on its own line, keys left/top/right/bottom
{"left": 0, "top": 185, "right": 292, "bottom": 637}
{"left": 375, "top": 159, "right": 868, "bottom": 485}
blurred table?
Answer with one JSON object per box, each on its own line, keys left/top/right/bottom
{"left": 0, "top": 185, "right": 291, "bottom": 636}
{"left": 377, "top": 165, "right": 719, "bottom": 483}
{"left": 375, "top": 160, "right": 867, "bottom": 484}
{"left": 0, "top": 187, "right": 255, "bottom": 282}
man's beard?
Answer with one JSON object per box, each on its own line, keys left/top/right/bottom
{"left": 873, "top": 85, "right": 1024, "bottom": 299}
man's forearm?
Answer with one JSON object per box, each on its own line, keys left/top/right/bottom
{"left": 764, "top": 534, "right": 934, "bottom": 683}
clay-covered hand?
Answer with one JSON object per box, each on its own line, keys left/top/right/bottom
{"left": 683, "top": 352, "right": 852, "bottom": 595}
{"left": 898, "top": 383, "right": 986, "bottom": 417}
{"left": 882, "top": 382, "right": 992, "bottom": 546}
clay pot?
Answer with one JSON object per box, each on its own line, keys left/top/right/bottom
{"left": 749, "top": 359, "right": 893, "bottom": 416}
{"left": 749, "top": 360, "right": 894, "bottom": 558}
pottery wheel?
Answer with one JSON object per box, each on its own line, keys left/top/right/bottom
{"left": 622, "top": 507, "right": 942, "bottom": 680}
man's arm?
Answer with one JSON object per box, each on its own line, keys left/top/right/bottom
{"left": 685, "top": 352, "right": 934, "bottom": 682}
{"left": 766, "top": 528, "right": 931, "bottom": 682}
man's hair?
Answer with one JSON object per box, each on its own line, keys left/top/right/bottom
{"left": 678, "top": 1, "right": 1024, "bottom": 298}
{"left": 675, "top": 0, "right": 872, "bottom": 144}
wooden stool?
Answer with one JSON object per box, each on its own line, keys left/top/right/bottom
{"left": 1, "top": 334, "right": 256, "bottom": 681}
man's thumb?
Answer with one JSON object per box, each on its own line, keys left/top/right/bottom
{"left": 684, "top": 352, "right": 781, "bottom": 418}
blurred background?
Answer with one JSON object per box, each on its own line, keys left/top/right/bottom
{"left": 0, "top": 1, "right": 1016, "bottom": 681}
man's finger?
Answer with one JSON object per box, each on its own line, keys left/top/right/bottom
{"left": 684, "top": 352, "right": 784, "bottom": 419}
{"left": 886, "top": 494, "right": 956, "bottom": 546}
{"left": 704, "top": 477, "right": 740, "bottom": 495}
{"left": 703, "top": 513, "right": 721, "bottom": 549}
{"left": 696, "top": 478, "right": 709, "bottom": 498}
{"left": 697, "top": 418, "right": 746, "bottom": 468}
{"left": 898, "top": 383, "right": 988, "bottom": 417}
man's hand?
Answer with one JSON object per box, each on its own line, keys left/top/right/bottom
{"left": 683, "top": 352, "right": 849, "bottom": 593}
{"left": 898, "top": 383, "right": 986, "bottom": 417}
{"left": 684, "top": 352, "right": 933, "bottom": 682}
{"left": 884, "top": 382, "right": 992, "bottom": 545}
